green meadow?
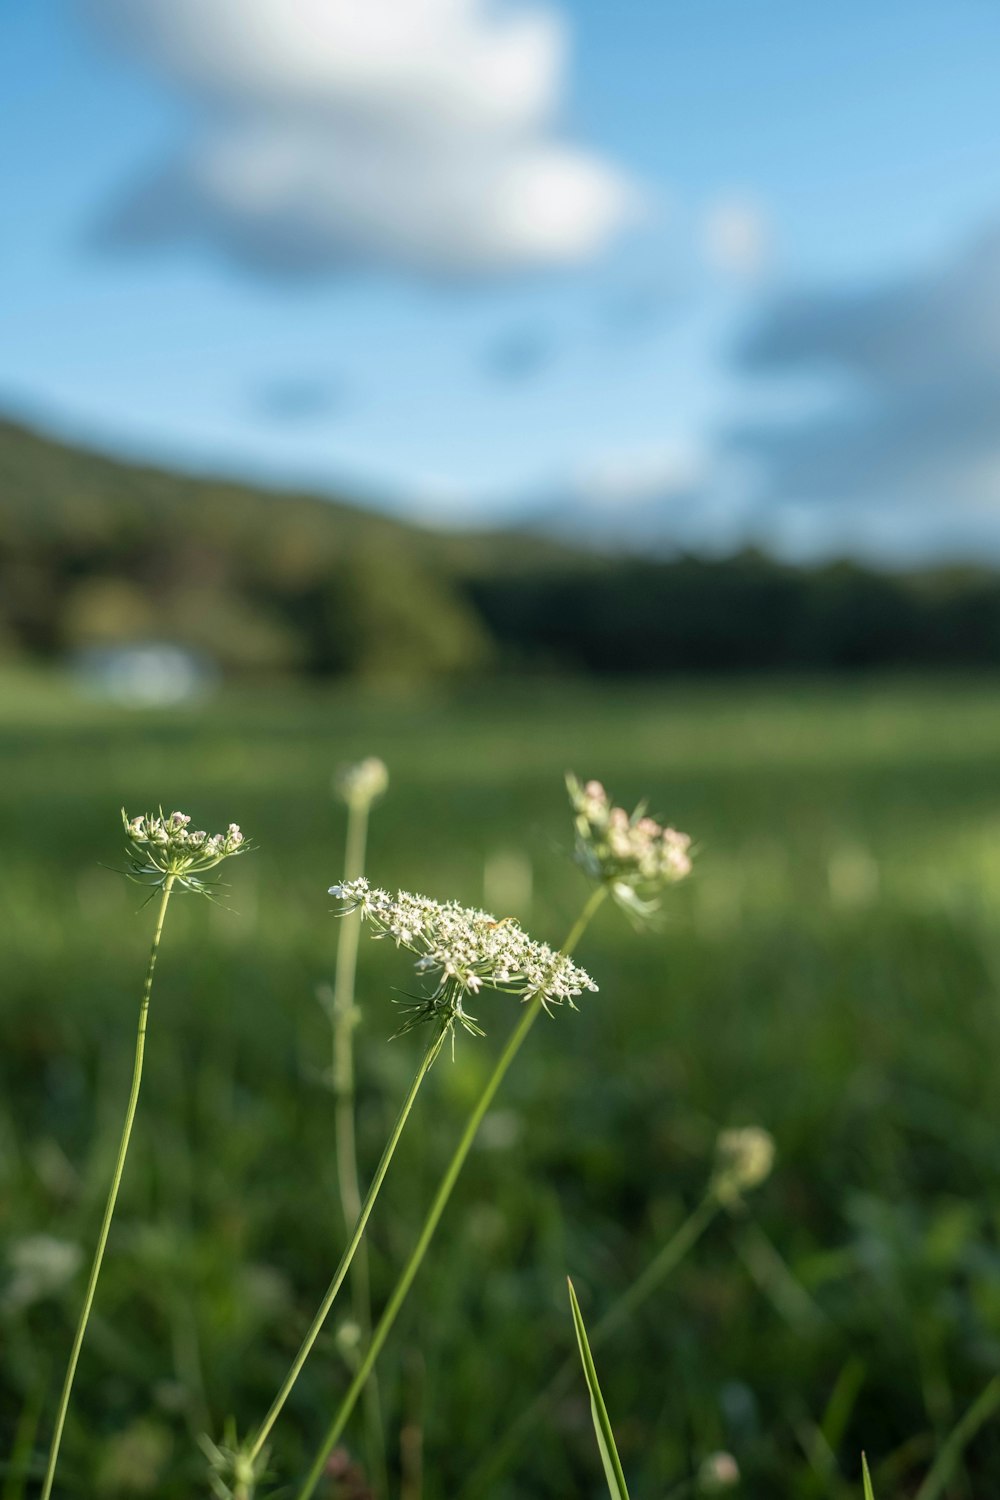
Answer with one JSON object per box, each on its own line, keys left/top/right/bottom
{"left": 5, "top": 669, "right": 1000, "bottom": 1498}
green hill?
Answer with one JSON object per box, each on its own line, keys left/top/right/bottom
{"left": 4, "top": 415, "right": 1000, "bottom": 678}
{"left": 0, "top": 417, "right": 587, "bottom": 677}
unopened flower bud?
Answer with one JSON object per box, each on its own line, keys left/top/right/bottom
{"left": 335, "top": 1319, "right": 361, "bottom": 1356}
{"left": 335, "top": 757, "right": 389, "bottom": 808}
{"left": 711, "top": 1126, "right": 775, "bottom": 1206}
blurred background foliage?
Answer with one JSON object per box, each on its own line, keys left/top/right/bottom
{"left": 5, "top": 416, "right": 1000, "bottom": 683}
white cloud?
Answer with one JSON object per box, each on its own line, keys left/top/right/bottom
{"left": 86, "top": 0, "right": 640, "bottom": 279}
{"left": 574, "top": 442, "right": 706, "bottom": 510}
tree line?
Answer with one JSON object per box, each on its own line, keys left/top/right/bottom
{"left": 3, "top": 417, "right": 999, "bottom": 678}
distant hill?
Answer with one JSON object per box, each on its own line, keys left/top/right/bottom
{"left": 0, "top": 416, "right": 591, "bottom": 677}
{"left": 3, "top": 415, "right": 1000, "bottom": 677}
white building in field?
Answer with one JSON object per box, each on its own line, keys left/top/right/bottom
{"left": 71, "top": 642, "right": 217, "bottom": 706}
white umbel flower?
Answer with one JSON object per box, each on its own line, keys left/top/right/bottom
{"left": 122, "top": 809, "right": 249, "bottom": 893}
{"left": 329, "top": 876, "right": 598, "bottom": 1040}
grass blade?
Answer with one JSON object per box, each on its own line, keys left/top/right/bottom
{"left": 914, "top": 1374, "right": 1000, "bottom": 1500}
{"left": 862, "top": 1451, "right": 875, "bottom": 1500}
{"left": 567, "top": 1278, "right": 631, "bottom": 1500}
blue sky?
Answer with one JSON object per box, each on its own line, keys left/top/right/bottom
{"left": 4, "top": 0, "right": 1000, "bottom": 558}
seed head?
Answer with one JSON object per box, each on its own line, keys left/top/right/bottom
{"left": 335, "top": 757, "right": 389, "bottom": 808}
{"left": 122, "top": 809, "right": 250, "bottom": 894}
{"left": 329, "top": 876, "right": 598, "bottom": 1044}
{"left": 566, "top": 773, "right": 693, "bottom": 919}
{"left": 711, "top": 1126, "right": 775, "bottom": 1206}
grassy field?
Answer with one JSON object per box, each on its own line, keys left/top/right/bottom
{"left": 5, "top": 669, "right": 1000, "bottom": 1499}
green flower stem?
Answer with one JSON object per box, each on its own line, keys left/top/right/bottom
{"left": 461, "top": 1187, "right": 720, "bottom": 1499}
{"left": 589, "top": 1188, "right": 720, "bottom": 1344}
{"left": 246, "top": 1022, "right": 448, "bottom": 1465}
{"left": 41, "top": 873, "right": 176, "bottom": 1500}
{"left": 296, "top": 882, "right": 609, "bottom": 1500}
{"left": 330, "top": 793, "right": 386, "bottom": 1496}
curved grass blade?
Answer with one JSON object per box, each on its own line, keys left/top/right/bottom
{"left": 862, "top": 1452, "right": 876, "bottom": 1500}
{"left": 567, "top": 1278, "right": 631, "bottom": 1500}
{"left": 914, "top": 1374, "right": 1000, "bottom": 1500}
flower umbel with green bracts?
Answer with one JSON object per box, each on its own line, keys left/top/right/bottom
{"left": 122, "top": 808, "right": 248, "bottom": 894}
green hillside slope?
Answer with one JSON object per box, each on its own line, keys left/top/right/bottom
{"left": 4, "top": 415, "right": 1000, "bottom": 679}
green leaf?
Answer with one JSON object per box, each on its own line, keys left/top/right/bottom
{"left": 862, "top": 1452, "right": 876, "bottom": 1500}
{"left": 567, "top": 1278, "right": 631, "bottom": 1500}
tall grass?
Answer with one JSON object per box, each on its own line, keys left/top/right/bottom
{"left": 6, "top": 673, "right": 1000, "bottom": 1494}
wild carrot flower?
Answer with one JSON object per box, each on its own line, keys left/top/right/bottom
{"left": 40, "top": 810, "right": 251, "bottom": 1500}
{"left": 566, "top": 773, "right": 693, "bottom": 919}
{"left": 122, "top": 810, "right": 248, "bottom": 892}
{"left": 329, "top": 877, "right": 598, "bottom": 1039}
{"left": 299, "top": 873, "right": 608, "bottom": 1500}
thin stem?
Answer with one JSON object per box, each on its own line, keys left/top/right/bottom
{"left": 296, "top": 883, "right": 609, "bottom": 1500}
{"left": 330, "top": 795, "right": 386, "bottom": 1495}
{"left": 246, "top": 1024, "right": 447, "bottom": 1464}
{"left": 590, "top": 1189, "right": 719, "bottom": 1346}
{"left": 461, "top": 1188, "right": 720, "bottom": 1499}
{"left": 560, "top": 884, "right": 609, "bottom": 964}
{"left": 40, "top": 874, "right": 176, "bottom": 1500}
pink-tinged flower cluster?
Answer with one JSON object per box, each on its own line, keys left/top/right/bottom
{"left": 122, "top": 809, "right": 249, "bottom": 891}
{"left": 567, "top": 774, "right": 693, "bottom": 917}
{"left": 329, "top": 876, "right": 598, "bottom": 1041}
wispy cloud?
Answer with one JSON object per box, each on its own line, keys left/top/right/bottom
{"left": 86, "top": 0, "right": 640, "bottom": 280}
{"left": 732, "top": 225, "right": 1000, "bottom": 539}
{"left": 516, "top": 441, "right": 724, "bottom": 551}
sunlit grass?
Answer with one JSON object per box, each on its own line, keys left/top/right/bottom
{"left": 5, "top": 669, "right": 1000, "bottom": 1495}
